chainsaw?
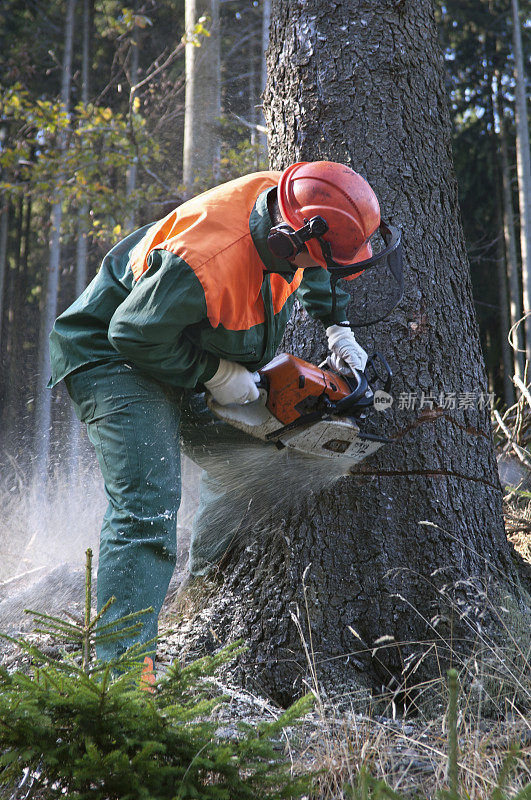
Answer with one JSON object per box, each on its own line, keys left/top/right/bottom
{"left": 208, "top": 352, "right": 394, "bottom": 465}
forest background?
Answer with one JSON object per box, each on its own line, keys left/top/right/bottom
{"left": 0, "top": 0, "right": 529, "bottom": 487}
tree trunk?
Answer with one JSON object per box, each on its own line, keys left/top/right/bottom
{"left": 182, "top": 0, "right": 221, "bottom": 192}
{"left": 2, "top": 197, "right": 24, "bottom": 438}
{"left": 511, "top": 0, "right": 531, "bottom": 367}
{"left": 0, "top": 199, "right": 9, "bottom": 360}
{"left": 34, "top": 0, "right": 77, "bottom": 479}
{"left": 125, "top": 21, "right": 139, "bottom": 232}
{"left": 495, "top": 213, "right": 514, "bottom": 406}
{"left": 0, "top": 199, "right": 10, "bottom": 440}
{"left": 259, "top": 0, "right": 271, "bottom": 155}
{"left": 496, "top": 83, "right": 525, "bottom": 382}
{"left": 5, "top": 196, "right": 32, "bottom": 438}
{"left": 489, "top": 80, "right": 515, "bottom": 405}
{"left": 170, "top": 0, "right": 529, "bottom": 706}
{"left": 70, "top": 0, "right": 93, "bottom": 475}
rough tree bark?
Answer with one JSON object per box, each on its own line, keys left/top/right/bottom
{"left": 171, "top": 0, "right": 529, "bottom": 706}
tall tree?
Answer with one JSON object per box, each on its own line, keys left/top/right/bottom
{"left": 69, "top": 0, "right": 93, "bottom": 474}
{"left": 75, "top": 0, "right": 92, "bottom": 297}
{"left": 496, "top": 85, "right": 525, "bottom": 381}
{"left": 0, "top": 200, "right": 8, "bottom": 358}
{"left": 259, "top": 0, "right": 271, "bottom": 154}
{"left": 183, "top": 0, "right": 221, "bottom": 192}
{"left": 172, "top": 0, "right": 529, "bottom": 705}
{"left": 125, "top": 16, "right": 140, "bottom": 232}
{"left": 34, "top": 0, "right": 77, "bottom": 479}
{"left": 511, "top": 0, "right": 531, "bottom": 366}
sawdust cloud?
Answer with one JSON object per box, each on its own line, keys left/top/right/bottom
{"left": 0, "top": 452, "right": 198, "bottom": 585}
{"left": 182, "top": 439, "right": 349, "bottom": 571}
{"left": 0, "top": 439, "right": 346, "bottom": 627}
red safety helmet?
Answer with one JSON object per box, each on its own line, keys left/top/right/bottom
{"left": 277, "top": 161, "right": 381, "bottom": 278}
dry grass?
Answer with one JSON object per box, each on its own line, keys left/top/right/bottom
{"left": 291, "top": 702, "right": 530, "bottom": 799}
{"left": 285, "top": 571, "right": 531, "bottom": 799}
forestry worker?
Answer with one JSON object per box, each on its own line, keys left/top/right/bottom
{"left": 48, "top": 161, "right": 381, "bottom": 664}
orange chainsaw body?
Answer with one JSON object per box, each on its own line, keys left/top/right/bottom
{"left": 259, "top": 353, "right": 352, "bottom": 425}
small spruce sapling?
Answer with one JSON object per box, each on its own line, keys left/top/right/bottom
{"left": 0, "top": 549, "right": 314, "bottom": 800}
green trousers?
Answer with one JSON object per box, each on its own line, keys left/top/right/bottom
{"left": 65, "top": 360, "right": 264, "bottom": 661}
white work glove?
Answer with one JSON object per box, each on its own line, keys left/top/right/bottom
{"left": 204, "top": 358, "right": 260, "bottom": 406}
{"left": 326, "top": 323, "right": 368, "bottom": 376}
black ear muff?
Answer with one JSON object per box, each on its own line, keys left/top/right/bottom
{"left": 267, "top": 223, "right": 303, "bottom": 259}
{"left": 267, "top": 216, "right": 330, "bottom": 261}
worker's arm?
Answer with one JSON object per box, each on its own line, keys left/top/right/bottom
{"left": 108, "top": 249, "right": 219, "bottom": 388}
{"left": 296, "top": 267, "right": 368, "bottom": 374}
{"left": 295, "top": 266, "right": 350, "bottom": 326}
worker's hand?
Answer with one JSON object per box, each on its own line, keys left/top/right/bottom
{"left": 204, "top": 359, "right": 260, "bottom": 406}
{"left": 326, "top": 323, "right": 368, "bottom": 375}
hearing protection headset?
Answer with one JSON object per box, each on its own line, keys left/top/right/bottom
{"left": 267, "top": 216, "right": 329, "bottom": 260}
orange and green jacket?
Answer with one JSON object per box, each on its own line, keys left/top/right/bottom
{"left": 49, "top": 171, "right": 350, "bottom": 389}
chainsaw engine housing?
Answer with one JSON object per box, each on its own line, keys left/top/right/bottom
{"left": 260, "top": 353, "right": 352, "bottom": 425}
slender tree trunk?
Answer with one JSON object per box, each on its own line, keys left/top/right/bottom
{"left": 170, "top": 0, "right": 528, "bottom": 706}
{"left": 34, "top": 0, "right": 77, "bottom": 480}
{"left": 182, "top": 0, "right": 221, "bottom": 192}
{"left": 496, "top": 87, "right": 525, "bottom": 382}
{"left": 0, "top": 199, "right": 22, "bottom": 446}
{"left": 0, "top": 199, "right": 9, "bottom": 359}
{"left": 76, "top": 0, "right": 92, "bottom": 282}
{"left": 70, "top": 0, "right": 92, "bottom": 475}
{"left": 125, "top": 27, "right": 139, "bottom": 232}
{"left": 0, "top": 198, "right": 9, "bottom": 442}
{"left": 3, "top": 197, "right": 24, "bottom": 435}
{"left": 249, "top": 26, "right": 257, "bottom": 153}
{"left": 489, "top": 80, "right": 515, "bottom": 405}
{"left": 511, "top": 0, "right": 531, "bottom": 367}
{"left": 5, "top": 196, "right": 32, "bottom": 438}
{"left": 495, "top": 226, "right": 514, "bottom": 406}
{"left": 259, "top": 0, "right": 271, "bottom": 155}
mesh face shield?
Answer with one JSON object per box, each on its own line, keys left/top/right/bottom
{"left": 317, "top": 221, "right": 404, "bottom": 328}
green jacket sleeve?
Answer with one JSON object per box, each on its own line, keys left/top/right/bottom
{"left": 295, "top": 266, "right": 351, "bottom": 326}
{"left": 108, "top": 249, "right": 219, "bottom": 388}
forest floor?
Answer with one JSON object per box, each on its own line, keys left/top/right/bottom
{"left": 0, "top": 453, "right": 530, "bottom": 798}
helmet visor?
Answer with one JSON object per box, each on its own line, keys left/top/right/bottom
{"left": 318, "top": 222, "right": 404, "bottom": 328}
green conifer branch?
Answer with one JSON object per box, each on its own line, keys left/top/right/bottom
{"left": 82, "top": 548, "right": 92, "bottom": 672}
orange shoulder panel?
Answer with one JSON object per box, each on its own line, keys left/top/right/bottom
{"left": 129, "top": 171, "right": 302, "bottom": 331}
{"left": 130, "top": 172, "right": 281, "bottom": 281}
